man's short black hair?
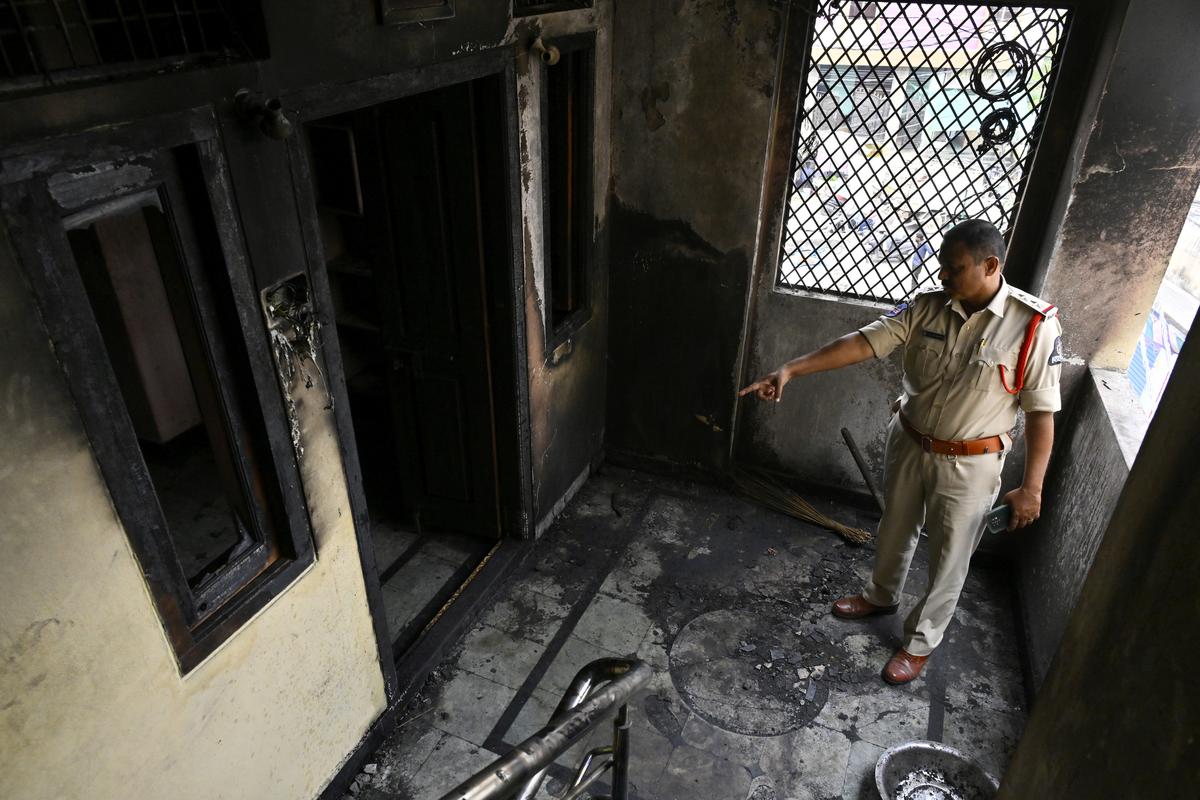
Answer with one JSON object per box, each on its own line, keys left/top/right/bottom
{"left": 941, "top": 219, "right": 1006, "bottom": 264}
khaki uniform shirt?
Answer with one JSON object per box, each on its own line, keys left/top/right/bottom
{"left": 858, "top": 278, "right": 1063, "bottom": 442}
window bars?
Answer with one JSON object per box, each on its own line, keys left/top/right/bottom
{"left": 0, "top": 0, "right": 260, "bottom": 90}
{"left": 778, "top": 2, "right": 1070, "bottom": 303}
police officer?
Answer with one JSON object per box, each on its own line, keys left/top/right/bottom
{"left": 739, "top": 219, "right": 1062, "bottom": 684}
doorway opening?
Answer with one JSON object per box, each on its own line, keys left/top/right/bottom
{"left": 303, "top": 73, "right": 522, "bottom": 659}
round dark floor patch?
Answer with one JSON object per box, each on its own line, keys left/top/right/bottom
{"left": 669, "top": 606, "right": 833, "bottom": 736}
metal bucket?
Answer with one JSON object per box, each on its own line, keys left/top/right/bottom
{"left": 875, "top": 740, "right": 999, "bottom": 800}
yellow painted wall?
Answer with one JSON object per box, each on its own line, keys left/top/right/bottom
{"left": 0, "top": 239, "right": 386, "bottom": 799}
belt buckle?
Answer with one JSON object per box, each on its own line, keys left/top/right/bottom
{"left": 920, "top": 435, "right": 932, "bottom": 453}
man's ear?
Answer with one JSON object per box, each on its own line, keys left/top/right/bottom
{"left": 984, "top": 255, "right": 1001, "bottom": 276}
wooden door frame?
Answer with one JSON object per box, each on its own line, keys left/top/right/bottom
{"left": 281, "top": 48, "right": 535, "bottom": 701}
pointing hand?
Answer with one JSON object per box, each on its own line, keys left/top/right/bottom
{"left": 738, "top": 369, "right": 789, "bottom": 403}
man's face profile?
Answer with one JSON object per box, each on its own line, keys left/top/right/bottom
{"left": 937, "top": 241, "right": 999, "bottom": 301}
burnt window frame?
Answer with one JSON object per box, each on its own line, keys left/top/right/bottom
{"left": 540, "top": 31, "right": 595, "bottom": 346}
{"left": 0, "top": 109, "right": 314, "bottom": 673}
{"left": 513, "top": 1, "right": 593, "bottom": 16}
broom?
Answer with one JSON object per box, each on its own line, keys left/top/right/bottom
{"left": 732, "top": 467, "right": 873, "bottom": 545}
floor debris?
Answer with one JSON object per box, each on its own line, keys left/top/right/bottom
{"left": 360, "top": 468, "right": 1028, "bottom": 799}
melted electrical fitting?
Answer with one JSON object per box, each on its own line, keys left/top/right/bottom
{"left": 262, "top": 273, "right": 332, "bottom": 459}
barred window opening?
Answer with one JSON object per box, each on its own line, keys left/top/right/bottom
{"left": 0, "top": 0, "right": 267, "bottom": 93}
{"left": 778, "top": 2, "right": 1070, "bottom": 304}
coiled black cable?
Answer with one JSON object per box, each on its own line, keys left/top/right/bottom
{"left": 976, "top": 107, "right": 1019, "bottom": 153}
{"left": 970, "top": 41, "right": 1033, "bottom": 101}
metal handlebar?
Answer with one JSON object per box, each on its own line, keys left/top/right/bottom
{"left": 438, "top": 658, "right": 652, "bottom": 800}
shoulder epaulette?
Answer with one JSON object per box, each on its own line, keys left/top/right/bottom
{"left": 999, "top": 287, "right": 1060, "bottom": 394}
{"left": 1008, "top": 286, "right": 1058, "bottom": 318}
{"left": 910, "top": 286, "right": 947, "bottom": 306}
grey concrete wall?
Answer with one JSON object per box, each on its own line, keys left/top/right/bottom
{"left": 1017, "top": 368, "right": 1145, "bottom": 688}
{"left": 999, "top": 278, "right": 1200, "bottom": 799}
{"left": 608, "top": 0, "right": 782, "bottom": 472}
{"left": 736, "top": 291, "right": 901, "bottom": 493}
{"left": 999, "top": 0, "right": 1200, "bottom": 788}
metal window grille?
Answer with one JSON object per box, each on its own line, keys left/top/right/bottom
{"left": 778, "top": 1, "right": 1071, "bottom": 303}
{"left": 0, "top": 0, "right": 261, "bottom": 91}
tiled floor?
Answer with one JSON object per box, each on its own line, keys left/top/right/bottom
{"left": 353, "top": 467, "right": 1028, "bottom": 800}
{"left": 371, "top": 518, "right": 495, "bottom": 655}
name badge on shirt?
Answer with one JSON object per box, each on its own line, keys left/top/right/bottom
{"left": 921, "top": 329, "right": 946, "bottom": 341}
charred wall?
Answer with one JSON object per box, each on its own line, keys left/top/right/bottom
{"left": 0, "top": 1, "right": 614, "bottom": 526}
{"left": 608, "top": 0, "right": 781, "bottom": 473}
{"left": 1001, "top": 270, "right": 1200, "bottom": 797}
{"left": 0, "top": 3, "right": 613, "bottom": 798}
{"left": 1017, "top": 368, "right": 1144, "bottom": 689}
{"left": 1011, "top": 0, "right": 1200, "bottom": 697}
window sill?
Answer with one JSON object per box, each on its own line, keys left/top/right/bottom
{"left": 771, "top": 284, "right": 896, "bottom": 313}
{"left": 177, "top": 548, "right": 316, "bottom": 675}
{"left": 1090, "top": 367, "right": 1150, "bottom": 469}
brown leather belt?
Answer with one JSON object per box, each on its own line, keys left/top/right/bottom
{"left": 899, "top": 413, "right": 1005, "bottom": 456}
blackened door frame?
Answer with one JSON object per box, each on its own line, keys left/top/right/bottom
{"left": 280, "top": 48, "right": 534, "bottom": 682}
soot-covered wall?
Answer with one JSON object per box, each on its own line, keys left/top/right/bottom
{"left": 607, "top": 1, "right": 928, "bottom": 492}
{"left": 1010, "top": 0, "right": 1200, "bottom": 693}
{"left": 1000, "top": 278, "right": 1200, "bottom": 798}
{"left": 608, "top": 0, "right": 782, "bottom": 472}
{"left": 0, "top": 3, "right": 612, "bottom": 797}
{"left": 0, "top": 1, "right": 613, "bottom": 535}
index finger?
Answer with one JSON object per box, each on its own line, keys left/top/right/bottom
{"left": 738, "top": 381, "right": 765, "bottom": 397}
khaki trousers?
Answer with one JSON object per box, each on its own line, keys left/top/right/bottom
{"left": 861, "top": 414, "right": 1005, "bottom": 656}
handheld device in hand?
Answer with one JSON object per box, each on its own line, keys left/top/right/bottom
{"left": 985, "top": 504, "right": 1012, "bottom": 534}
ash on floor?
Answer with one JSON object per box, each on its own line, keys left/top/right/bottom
{"left": 351, "top": 468, "right": 1027, "bottom": 800}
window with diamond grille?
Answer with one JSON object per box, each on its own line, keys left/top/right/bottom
{"left": 777, "top": 2, "right": 1070, "bottom": 303}
{"left": 0, "top": 1, "right": 266, "bottom": 94}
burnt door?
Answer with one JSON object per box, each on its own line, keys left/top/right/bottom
{"left": 371, "top": 84, "right": 501, "bottom": 537}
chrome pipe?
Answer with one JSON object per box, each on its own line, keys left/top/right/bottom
{"left": 438, "top": 658, "right": 651, "bottom": 800}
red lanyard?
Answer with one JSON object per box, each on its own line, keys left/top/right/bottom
{"left": 999, "top": 303, "right": 1057, "bottom": 395}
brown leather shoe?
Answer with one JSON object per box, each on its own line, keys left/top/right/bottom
{"left": 831, "top": 595, "right": 899, "bottom": 620}
{"left": 882, "top": 649, "right": 929, "bottom": 685}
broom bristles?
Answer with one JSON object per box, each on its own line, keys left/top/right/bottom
{"left": 732, "top": 468, "right": 872, "bottom": 545}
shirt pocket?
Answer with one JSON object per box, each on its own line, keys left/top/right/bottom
{"left": 904, "top": 339, "right": 945, "bottom": 389}
{"left": 968, "top": 344, "right": 1020, "bottom": 392}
